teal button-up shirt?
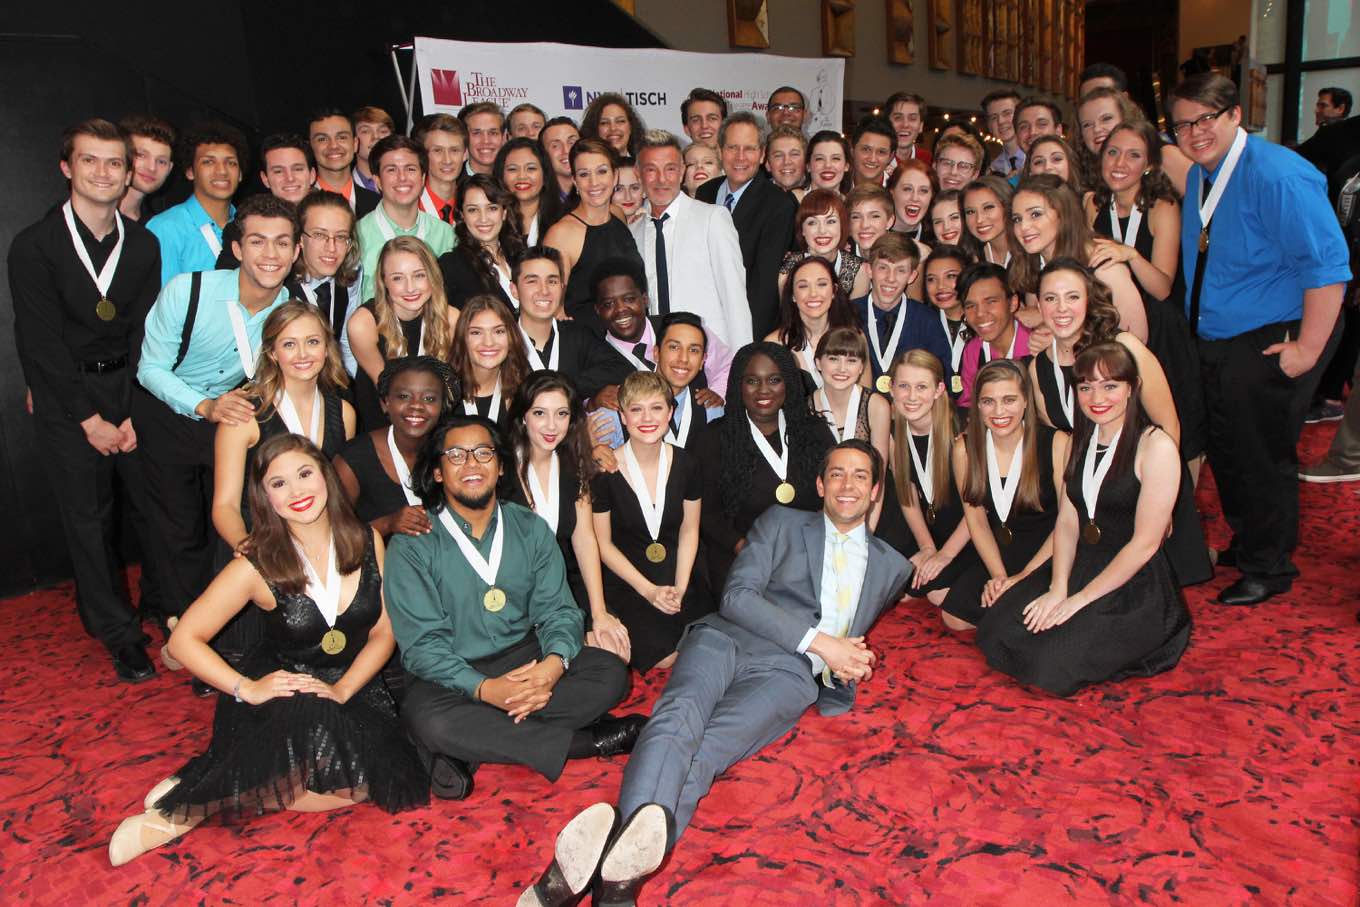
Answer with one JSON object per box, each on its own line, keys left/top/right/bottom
{"left": 146, "top": 195, "right": 235, "bottom": 287}
{"left": 355, "top": 204, "right": 456, "bottom": 302}
{"left": 385, "top": 501, "right": 583, "bottom": 697}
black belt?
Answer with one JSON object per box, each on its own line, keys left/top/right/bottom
{"left": 80, "top": 356, "right": 128, "bottom": 374}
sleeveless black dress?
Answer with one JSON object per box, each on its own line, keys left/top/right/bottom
{"left": 561, "top": 213, "right": 643, "bottom": 331}
{"left": 352, "top": 299, "right": 424, "bottom": 433}
{"left": 503, "top": 455, "right": 590, "bottom": 621}
{"left": 336, "top": 431, "right": 411, "bottom": 529}
{"left": 977, "top": 431, "right": 1192, "bottom": 696}
{"left": 940, "top": 425, "right": 1061, "bottom": 625}
{"left": 1034, "top": 351, "right": 1212, "bottom": 587}
{"left": 1092, "top": 203, "right": 1207, "bottom": 460}
{"left": 877, "top": 431, "right": 967, "bottom": 572}
{"left": 154, "top": 536, "right": 429, "bottom": 821}
{"left": 591, "top": 446, "right": 714, "bottom": 671}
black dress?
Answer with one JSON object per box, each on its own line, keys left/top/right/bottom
{"left": 562, "top": 213, "right": 643, "bottom": 330}
{"left": 503, "top": 454, "right": 591, "bottom": 620}
{"left": 977, "top": 431, "right": 1192, "bottom": 696}
{"left": 336, "top": 431, "right": 411, "bottom": 528}
{"left": 877, "top": 431, "right": 967, "bottom": 571}
{"left": 352, "top": 300, "right": 423, "bottom": 432}
{"left": 591, "top": 445, "right": 714, "bottom": 671}
{"left": 1092, "top": 204, "right": 1207, "bottom": 460}
{"left": 691, "top": 417, "right": 835, "bottom": 597}
{"left": 1034, "top": 350, "right": 1212, "bottom": 587}
{"left": 154, "top": 536, "right": 429, "bottom": 820}
{"left": 940, "top": 425, "right": 1061, "bottom": 625}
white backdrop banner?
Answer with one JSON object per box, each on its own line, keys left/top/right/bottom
{"left": 412, "top": 37, "right": 845, "bottom": 136}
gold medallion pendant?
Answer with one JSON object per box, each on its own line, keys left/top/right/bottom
{"left": 996, "top": 523, "right": 1013, "bottom": 546}
{"left": 645, "top": 542, "right": 667, "bottom": 563}
{"left": 95, "top": 297, "right": 117, "bottom": 321}
{"left": 1198, "top": 228, "right": 1209, "bottom": 253}
{"left": 484, "top": 587, "right": 507, "bottom": 612}
{"left": 925, "top": 503, "right": 937, "bottom": 526}
{"left": 775, "top": 482, "right": 796, "bottom": 504}
{"left": 951, "top": 374, "right": 963, "bottom": 395}
{"left": 321, "top": 628, "right": 347, "bottom": 655}
{"left": 1082, "top": 521, "right": 1102, "bottom": 545}
{"left": 875, "top": 374, "right": 892, "bottom": 394}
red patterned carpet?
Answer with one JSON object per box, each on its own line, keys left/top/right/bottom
{"left": 2, "top": 425, "right": 1357, "bottom": 906}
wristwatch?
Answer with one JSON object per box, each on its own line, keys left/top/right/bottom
{"left": 555, "top": 652, "right": 570, "bottom": 672}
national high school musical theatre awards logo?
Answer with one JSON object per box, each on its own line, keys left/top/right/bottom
{"left": 432, "top": 69, "right": 529, "bottom": 108}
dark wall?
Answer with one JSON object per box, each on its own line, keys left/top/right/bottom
{"left": 0, "top": 2, "right": 662, "bottom": 596}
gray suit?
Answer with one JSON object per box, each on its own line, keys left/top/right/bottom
{"left": 618, "top": 505, "right": 912, "bottom": 838}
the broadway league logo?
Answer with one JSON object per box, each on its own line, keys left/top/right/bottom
{"left": 562, "top": 85, "right": 583, "bottom": 110}
{"left": 432, "top": 69, "right": 462, "bottom": 106}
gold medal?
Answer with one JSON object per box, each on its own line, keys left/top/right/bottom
{"left": 645, "top": 541, "right": 667, "bottom": 563}
{"left": 95, "top": 297, "right": 117, "bottom": 321}
{"left": 951, "top": 374, "right": 963, "bottom": 395}
{"left": 875, "top": 374, "right": 892, "bottom": 394}
{"left": 996, "top": 523, "right": 1013, "bottom": 546}
{"left": 320, "top": 628, "right": 346, "bottom": 655}
{"left": 775, "top": 482, "right": 796, "bottom": 504}
{"left": 1198, "top": 228, "right": 1209, "bottom": 253}
{"left": 925, "top": 503, "right": 937, "bottom": 526}
{"left": 484, "top": 587, "right": 506, "bottom": 612}
{"left": 1082, "top": 521, "right": 1102, "bottom": 545}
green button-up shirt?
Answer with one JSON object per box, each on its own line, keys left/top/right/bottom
{"left": 355, "top": 204, "right": 455, "bottom": 303}
{"left": 385, "top": 501, "right": 583, "bottom": 697}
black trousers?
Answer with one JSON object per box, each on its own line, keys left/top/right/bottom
{"left": 32, "top": 371, "right": 157, "bottom": 651}
{"left": 1198, "top": 319, "right": 1340, "bottom": 580}
{"left": 131, "top": 389, "right": 217, "bottom": 618}
{"left": 402, "top": 636, "right": 629, "bottom": 781}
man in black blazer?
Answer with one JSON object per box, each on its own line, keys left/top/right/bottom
{"left": 696, "top": 112, "right": 798, "bottom": 339}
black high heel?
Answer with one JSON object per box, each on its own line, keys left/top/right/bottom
{"left": 516, "top": 802, "right": 617, "bottom": 907}
{"left": 592, "top": 803, "right": 672, "bottom": 907}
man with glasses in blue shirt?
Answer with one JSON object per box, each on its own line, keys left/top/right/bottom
{"left": 1170, "top": 72, "right": 1350, "bottom": 606}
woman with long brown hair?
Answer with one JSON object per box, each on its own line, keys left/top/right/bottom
{"left": 347, "top": 236, "right": 459, "bottom": 430}
{"left": 1022, "top": 134, "right": 1086, "bottom": 200}
{"left": 108, "top": 434, "right": 427, "bottom": 865}
{"left": 765, "top": 255, "right": 864, "bottom": 392}
{"left": 437, "top": 174, "right": 525, "bottom": 310}
{"left": 962, "top": 175, "right": 1018, "bottom": 267}
{"left": 449, "top": 294, "right": 531, "bottom": 425}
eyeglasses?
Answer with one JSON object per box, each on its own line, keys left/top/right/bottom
{"left": 770, "top": 103, "right": 805, "bottom": 113}
{"left": 936, "top": 158, "right": 977, "bottom": 173}
{"left": 1170, "top": 105, "right": 1233, "bottom": 137}
{"left": 443, "top": 444, "right": 497, "bottom": 466}
{"left": 302, "top": 230, "right": 352, "bottom": 247}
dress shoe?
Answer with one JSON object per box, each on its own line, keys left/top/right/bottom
{"left": 428, "top": 752, "right": 474, "bottom": 800}
{"left": 1214, "top": 546, "right": 1238, "bottom": 569}
{"left": 108, "top": 809, "right": 189, "bottom": 866}
{"left": 143, "top": 776, "right": 180, "bottom": 811}
{"left": 589, "top": 714, "right": 648, "bottom": 758}
{"left": 1217, "top": 576, "right": 1287, "bottom": 606}
{"left": 592, "top": 803, "right": 671, "bottom": 907}
{"left": 516, "top": 802, "right": 617, "bottom": 907}
{"left": 112, "top": 645, "right": 155, "bottom": 683}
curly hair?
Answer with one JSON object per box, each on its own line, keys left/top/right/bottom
{"left": 1090, "top": 119, "right": 1181, "bottom": 214}
{"left": 453, "top": 174, "right": 526, "bottom": 294}
{"left": 1037, "top": 258, "right": 1121, "bottom": 351}
{"left": 717, "top": 342, "right": 834, "bottom": 521}
{"left": 249, "top": 302, "right": 349, "bottom": 422}
{"left": 774, "top": 256, "right": 861, "bottom": 351}
{"left": 580, "top": 93, "right": 643, "bottom": 159}
{"left": 506, "top": 370, "right": 597, "bottom": 504}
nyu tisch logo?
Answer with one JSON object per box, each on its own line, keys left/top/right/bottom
{"left": 562, "top": 85, "right": 584, "bottom": 110}
{"left": 432, "top": 69, "right": 463, "bottom": 106}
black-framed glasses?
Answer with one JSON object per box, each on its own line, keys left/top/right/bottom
{"left": 443, "top": 445, "right": 497, "bottom": 466}
{"left": 302, "top": 230, "right": 352, "bottom": 247}
{"left": 1170, "top": 106, "right": 1233, "bottom": 137}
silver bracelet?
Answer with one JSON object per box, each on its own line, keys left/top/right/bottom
{"left": 232, "top": 678, "right": 244, "bottom": 703}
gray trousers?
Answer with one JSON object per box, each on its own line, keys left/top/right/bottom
{"left": 617, "top": 624, "right": 818, "bottom": 839}
{"left": 1323, "top": 352, "right": 1360, "bottom": 468}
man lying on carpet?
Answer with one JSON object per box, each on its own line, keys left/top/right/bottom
{"left": 384, "top": 414, "right": 646, "bottom": 799}
{"left": 515, "top": 439, "right": 914, "bottom": 906}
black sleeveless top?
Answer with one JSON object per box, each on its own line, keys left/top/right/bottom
{"left": 352, "top": 299, "right": 424, "bottom": 433}
{"left": 337, "top": 431, "right": 411, "bottom": 527}
{"left": 1033, "top": 349, "right": 1077, "bottom": 432}
{"left": 562, "top": 213, "right": 643, "bottom": 325}
{"left": 980, "top": 424, "right": 1059, "bottom": 545}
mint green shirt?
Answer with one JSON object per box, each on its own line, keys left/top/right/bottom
{"left": 355, "top": 204, "right": 456, "bottom": 302}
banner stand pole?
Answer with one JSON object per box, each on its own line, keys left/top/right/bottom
{"left": 389, "top": 41, "right": 418, "bottom": 134}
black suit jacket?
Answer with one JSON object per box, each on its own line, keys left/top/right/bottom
{"left": 437, "top": 247, "right": 515, "bottom": 311}
{"left": 523, "top": 320, "right": 634, "bottom": 399}
{"left": 696, "top": 172, "right": 797, "bottom": 338}
{"left": 354, "top": 183, "right": 380, "bottom": 219}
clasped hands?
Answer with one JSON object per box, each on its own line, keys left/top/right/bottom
{"left": 477, "top": 657, "right": 564, "bottom": 723}
{"left": 1021, "top": 589, "right": 1086, "bottom": 633}
{"left": 239, "top": 670, "right": 351, "bottom": 705}
{"left": 809, "top": 633, "right": 875, "bottom": 683}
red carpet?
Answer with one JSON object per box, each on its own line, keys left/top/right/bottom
{"left": 2, "top": 425, "right": 1357, "bottom": 905}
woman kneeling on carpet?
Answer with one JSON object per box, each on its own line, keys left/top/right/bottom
{"left": 976, "top": 342, "right": 1192, "bottom": 696}
{"left": 108, "top": 434, "right": 428, "bottom": 866}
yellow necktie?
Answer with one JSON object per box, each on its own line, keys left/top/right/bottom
{"left": 822, "top": 533, "right": 854, "bottom": 687}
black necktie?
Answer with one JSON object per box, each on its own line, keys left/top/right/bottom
{"left": 440, "top": 204, "right": 453, "bottom": 224}
{"left": 1188, "top": 176, "right": 1214, "bottom": 335}
{"left": 652, "top": 214, "right": 670, "bottom": 316}
{"left": 315, "top": 280, "right": 338, "bottom": 335}
{"left": 633, "top": 342, "right": 654, "bottom": 370}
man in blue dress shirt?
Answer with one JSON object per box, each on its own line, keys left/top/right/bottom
{"left": 146, "top": 121, "right": 247, "bottom": 286}
{"left": 1170, "top": 73, "right": 1350, "bottom": 605}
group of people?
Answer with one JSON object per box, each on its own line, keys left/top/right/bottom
{"left": 9, "top": 59, "right": 1352, "bottom": 902}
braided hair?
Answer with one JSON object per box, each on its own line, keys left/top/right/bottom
{"left": 376, "top": 355, "right": 459, "bottom": 413}
{"left": 717, "top": 342, "right": 834, "bottom": 520}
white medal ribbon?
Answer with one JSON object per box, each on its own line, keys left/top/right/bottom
{"left": 866, "top": 297, "right": 907, "bottom": 377}
{"left": 494, "top": 261, "right": 515, "bottom": 305}
{"left": 985, "top": 429, "right": 1024, "bottom": 525}
{"left": 984, "top": 244, "right": 1012, "bottom": 267}
{"left": 1109, "top": 199, "right": 1144, "bottom": 248}
{"left": 620, "top": 441, "right": 670, "bottom": 543}
{"left": 818, "top": 385, "right": 862, "bottom": 443}
{"left": 437, "top": 503, "right": 506, "bottom": 589}
{"left": 911, "top": 224, "right": 923, "bottom": 241}
{"left": 276, "top": 388, "right": 323, "bottom": 444}
{"left": 463, "top": 375, "right": 502, "bottom": 418}
{"left": 526, "top": 217, "right": 540, "bottom": 247}
{"left": 386, "top": 426, "right": 422, "bottom": 506}
{"left": 62, "top": 202, "right": 125, "bottom": 298}
{"left": 666, "top": 389, "right": 695, "bottom": 447}
{"left": 526, "top": 451, "right": 561, "bottom": 533}
{"left": 1050, "top": 338, "right": 1074, "bottom": 427}
{"left": 521, "top": 320, "right": 560, "bottom": 372}
{"left": 748, "top": 411, "right": 789, "bottom": 481}
{"left": 293, "top": 536, "right": 341, "bottom": 627}
{"left": 941, "top": 309, "right": 966, "bottom": 371}
{"left": 1081, "top": 428, "right": 1123, "bottom": 524}
{"left": 374, "top": 205, "right": 429, "bottom": 244}
{"left": 199, "top": 222, "right": 222, "bottom": 257}
{"left": 796, "top": 344, "right": 824, "bottom": 389}
{"left": 613, "top": 337, "right": 651, "bottom": 371}
{"left": 907, "top": 431, "right": 934, "bottom": 509}
{"left": 225, "top": 300, "right": 259, "bottom": 378}
{"left": 982, "top": 328, "right": 1018, "bottom": 363}
{"left": 1196, "top": 127, "right": 1248, "bottom": 234}
{"left": 420, "top": 185, "right": 441, "bottom": 219}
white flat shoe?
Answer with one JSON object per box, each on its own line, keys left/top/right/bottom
{"left": 143, "top": 776, "right": 180, "bottom": 810}
{"left": 108, "top": 809, "right": 186, "bottom": 867}
{"left": 160, "top": 618, "right": 183, "bottom": 671}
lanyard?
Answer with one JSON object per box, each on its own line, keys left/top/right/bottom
{"left": 437, "top": 504, "right": 505, "bottom": 588}
{"left": 463, "top": 376, "right": 502, "bottom": 418}
{"left": 374, "top": 205, "right": 429, "bottom": 243}
{"left": 276, "top": 388, "right": 323, "bottom": 444}
{"left": 1196, "top": 127, "right": 1248, "bottom": 233}
{"left": 866, "top": 297, "right": 907, "bottom": 376}
{"left": 818, "top": 385, "right": 862, "bottom": 443}
{"left": 983, "top": 327, "right": 1018, "bottom": 363}
{"left": 1081, "top": 428, "right": 1122, "bottom": 523}
{"left": 199, "top": 222, "right": 222, "bottom": 257}
{"left": 386, "top": 426, "right": 422, "bottom": 506}
{"left": 612, "top": 335, "right": 651, "bottom": 370}
{"left": 796, "top": 344, "right": 824, "bottom": 389}
{"left": 62, "top": 202, "right": 124, "bottom": 297}
{"left": 620, "top": 441, "right": 670, "bottom": 543}
{"left": 293, "top": 535, "right": 341, "bottom": 627}
{"left": 526, "top": 451, "right": 560, "bottom": 534}
{"left": 985, "top": 430, "right": 1024, "bottom": 524}
{"left": 748, "top": 411, "right": 789, "bottom": 481}
{"left": 940, "top": 309, "right": 966, "bottom": 371}
{"left": 420, "top": 185, "right": 441, "bottom": 219}
{"left": 521, "top": 320, "right": 560, "bottom": 372}
{"left": 1109, "top": 199, "right": 1144, "bottom": 247}
{"left": 1050, "top": 338, "right": 1074, "bottom": 427}
{"left": 666, "top": 388, "right": 695, "bottom": 447}
{"left": 907, "top": 430, "right": 934, "bottom": 507}
{"left": 984, "top": 244, "right": 1011, "bottom": 267}
{"left": 225, "top": 299, "right": 259, "bottom": 378}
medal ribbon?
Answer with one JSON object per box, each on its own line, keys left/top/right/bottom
{"left": 225, "top": 300, "right": 259, "bottom": 378}
{"left": 866, "top": 298, "right": 907, "bottom": 378}
{"left": 819, "top": 385, "right": 862, "bottom": 443}
{"left": 462, "top": 375, "right": 502, "bottom": 417}
{"left": 620, "top": 441, "right": 670, "bottom": 544}
{"left": 199, "top": 222, "right": 222, "bottom": 257}
{"left": 907, "top": 430, "right": 934, "bottom": 509}
{"left": 437, "top": 503, "right": 506, "bottom": 589}
{"left": 665, "top": 388, "right": 695, "bottom": 447}
{"left": 276, "top": 389, "right": 323, "bottom": 444}
{"left": 1108, "top": 199, "right": 1144, "bottom": 248}
{"left": 293, "top": 536, "right": 341, "bottom": 627}
{"left": 1196, "top": 127, "right": 1247, "bottom": 236}
{"left": 386, "top": 426, "right": 422, "bottom": 506}
{"left": 521, "top": 320, "right": 560, "bottom": 372}
{"left": 748, "top": 411, "right": 790, "bottom": 481}
{"left": 62, "top": 202, "right": 124, "bottom": 299}
{"left": 941, "top": 309, "right": 966, "bottom": 372}
{"left": 526, "top": 451, "right": 561, "bottom": 533}
{"left": 985, "top": 429, "right": 1024, "bottom": 525}
{"left": 1081, "top": 428, "right": 1122, "bottom": 525}
{"left": 1050, "top": 338, "right": 1075, "bottom": 427}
